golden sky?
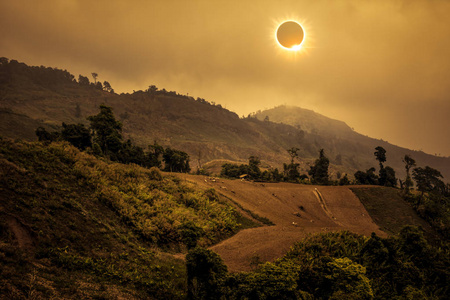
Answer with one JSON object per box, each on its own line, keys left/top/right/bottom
{"left": 1, "top": 0, "right": 450, "bottom": 156}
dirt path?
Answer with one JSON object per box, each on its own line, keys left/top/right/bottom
{"left": 180, "top": 175, "right": 385, "bottom": 272}
{"left": 3, "top": 214, "right": 34, "bottom": 251}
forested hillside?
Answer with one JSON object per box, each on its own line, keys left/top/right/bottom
{"left": 1, "top": 58, "right": 449, "bottom": 182}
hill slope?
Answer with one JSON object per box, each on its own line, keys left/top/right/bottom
{"left": 181, "top": 175, "right": 441, "bottom": 272}
{"left": 1, "top": 58, "right": 449, "bottom": 182}
{"left": 0, "top": 138, "right": 258, "bottom": 299}
{"left": 1, "top": 138, "right": 446, "bottom": 298}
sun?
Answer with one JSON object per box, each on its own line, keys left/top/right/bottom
{"left": 272, "top": 17, "right": 312, "bottom": 55}
{"left": 276, "top": 21, "right": 305, "bottom": 51}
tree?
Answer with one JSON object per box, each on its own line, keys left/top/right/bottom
{"left": 186, "top": 247, "right": 228, "bottom": 300}
{"left": 374, "top": 146, "right": 387, "bottom": 170}
{"left": 354, "top": 168, "right": 378, "bottom": 185}
{"left": 374, "top": 146, "right": 397, "bottom": 187}
{"left": 339, "top": 174, "right": 350, "bottom": 186}
{"left": 163, "top": 147, "right": 191, "bottom": 173}
{"left": 95, "top": 81, "right": 103, "bottom": 90}
{"left": 284, "top": 147, "right": 301, "bottom": 182}
{"left": 308, "top": 149, "right": 330, "bottom": 185}
{"left": 0, "top": 57, "right": 9, "bottom": 65}
{"left": 178, "top": 221, "right": 204, "bottom": 250}
{"left": 379, "top": 166, "right": 397, "bottom": 187}
{"left": 147, "top": 141, "right": 164, "bottom": 168}
{"left": 78, "top": 75, "right": 90, "bottom": 85}
{"left": 412, "top": 166, "right": 444, "bottom": 196}
{"left": 147, "top": 85, "right": 158, "bottom": 95}
{"left": 402, "top": 155, "right": 416, "bottom": 193}
{"left": 103, "top": 81, "right": 113, "bottom": 93}
{"left": 326, "top": 258, "right": 374, "bottom": 299}
{"left": 35, "top": 127, "right": 59, "bottom": 142}
{"left": 87, "top": 105, "right": 123, "bottom": 157}
{"left": 61, "top": 123, "right": 92, "bottom": 150}
{"left": 248, "top": 156, "right": 261, "bottom": 179}
{"left": 91, "top": 72, "right": 98, "bottom": 84}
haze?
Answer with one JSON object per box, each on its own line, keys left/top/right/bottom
{"left": 1, "top": 0, "right": 449, "bottom": 156}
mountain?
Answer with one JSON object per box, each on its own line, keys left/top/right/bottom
{"left": 253, "top": 106, "right": 450, "bottom": 181}
{"left": 1, "top": 58, "right": 449, "bottom": 182}
{"left": 1, "top": 139, "right": 448, "bottom": 299}
{"left": 1, "top": 59, "right": 449, "bottom": 298}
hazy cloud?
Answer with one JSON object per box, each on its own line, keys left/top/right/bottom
{"left": 1, "top": 0, "right": 449, "bottom": 155}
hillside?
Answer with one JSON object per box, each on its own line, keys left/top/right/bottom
{"left": 254, "top": 106, "right": 450, "bottom": 181}
{"left": 0, "top": 138, "right": 258, "bottom": 299}
{"left": 179, "top": 175, "right": 443, "bottom": 272}
{"left": 1, "top": 58, "right": 449, "bottom": 182}
{"left": 1, "top": 138, "right": 448, "bottom": 299}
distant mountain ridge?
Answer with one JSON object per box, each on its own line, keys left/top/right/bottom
{"left": 1, "top": 58, "right": 449, "bottom": 182}
{"left": 254, "top": 105, "right": 355, "bottom": 139}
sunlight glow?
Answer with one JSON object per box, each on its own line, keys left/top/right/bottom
{"left": 276, "top": 20, "right": 305, "bottom": 51}
{"left": 272, "top": 17, "right": 313, "bottom": 56}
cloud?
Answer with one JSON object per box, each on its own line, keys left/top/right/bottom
{"left": 1, "top": 0, "right": 449, "bottom": 155}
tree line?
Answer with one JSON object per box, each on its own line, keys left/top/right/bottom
{"left": 35, "top": 105, "right": 191, "bottom": 173}
{"left": 221, "top": 147, "right": 331, "bottom": 185}
{"left": 186, "top": 227, "right": 449, "bottom": 299}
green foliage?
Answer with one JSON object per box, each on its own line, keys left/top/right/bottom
{"left": 413, "top": 166, "right": 445, "bottom": 196}
{"left": 188, "top": 230, "right": 449, "bottom": 299}
{"left": 224, "top": 261, "right": 302, "bottom": 300}
{"left": 220, "top": 156, "right": 280, "bottom": 181}
{"left": 87, "top": 104, "right": 123, "bottom": 157}
{"left": 403, "top": 192, "right": 450, "bottom": 239}
{"left": 163, "top": 147, "right": 191, "bottom": 173}
{"left": 179, "top": 221, "right": 204, "bottom": 249}
{"left": 186, "top": 247, "right": 228, "bottom": 300}
{"left": 354, "top": 167, "right": 379, "bottom": 185}
{"left": 35, "top": 126, "right": 59, "bottom": 142}
{"left": 374, "top": 146, "right": 387, "bottom": 169}
{"left": 326, "top": 257, "right": 373, "bottom": 299}
{"left": 339, "top": 174, "right": 350, "bottom": 185}
{"left": 61, "top": 122, "right": 92, "bottom": 150}
{"left": 379, "top": 166, "right": 397, "bottom": 187}
{"left": 308, "top": 148, "right": 330, "bottom": 185}
{"left": 78, "top": 75, "right": 90, "bottom": 85}
{"left": 0, "top": 138, "right": 258, "bottom": 298}
{"left": 0, "top": 138, "right": 190, "bottom": 298}
{"left": 284, "top": 147, "right": 302, "bottom": 182}
{"left": 403, "top": 155, "right": 416, "bottom": 193}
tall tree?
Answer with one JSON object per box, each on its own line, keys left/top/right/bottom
{"left": 374, "top": 146, "right": 386, "bottom": 170}
{"left": 248, "top": 155, "right": 262, "bottom": 179}
{"left": 186, "top": 247, "right": 227, "bottom": 300}
{"left": 284, "top": 147, "right": 301, "bottom": 182}
{"left": 87, "top": 105, "right": 123, "bottom": 157}
{"left": 402, "top": 155, "right": 416, "bottom": 193}
{"left": 412, "top": 166, "right": 444, "bottom": 196}
{"left": 147, "top": 141, "right": 164, "bottom": 168}
{"left": 91, "top": 72, "right": 98, "bottom": 84}
{"left": 308, "top": 149, "right": 330, "bottom": 185}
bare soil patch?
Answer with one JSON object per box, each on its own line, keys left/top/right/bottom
{"left": 181, "top": 175, "right": 385, "bottom": 272}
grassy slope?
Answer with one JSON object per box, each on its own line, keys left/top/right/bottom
{"left": 0, "top": 138, "right": 256, "bottom": 299}
{"left": 351, "top": 187, "right": 441, "bottom": 242}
